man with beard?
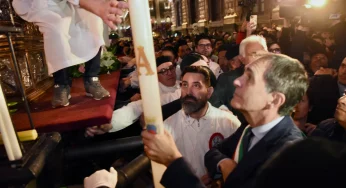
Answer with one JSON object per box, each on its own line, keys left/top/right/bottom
{"left": 163, "top": 66, "right": 241, "bottom": 184}
{"left": 142, "top": 54, "right": 307, "bottom": 188}
{"left": 195, "top": 35, "right": 222, "bottom": 78}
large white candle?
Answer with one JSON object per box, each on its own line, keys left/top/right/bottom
{"left": 128, "top": 0, "right": 166, "bottom": 187}
{"left": 0, "top": 83, "right": 22, "bottom": 161}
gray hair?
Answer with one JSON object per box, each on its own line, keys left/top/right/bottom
{"left": 260, "top": 54, "right": 309, "bottom": 116}
{"left": 239, "top": 35, "right": 268, "bottom": 57}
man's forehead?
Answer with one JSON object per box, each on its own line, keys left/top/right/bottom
{"left": 182, "top": 72, "right": 204, "bottom": 81}
{"left": 246, "top": 42, "right": 265, "bottom": 51}
{"left": 198, "top": 39, "right": 211, "bottom": 44}
{"left": 157, "top": 62, "right": 172, "bottom": 70}
{"left": 162, "top": 50, "right": 173, "bottom": 54}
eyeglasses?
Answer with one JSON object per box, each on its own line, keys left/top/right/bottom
{"left": 158, "top": 65, "right": 176, "bottom": 75}
{"left": 198, "top": 43, "right": 212, "bottom": 48}
{"left": 269, "top": 48, "right": 281, "bottom": 54}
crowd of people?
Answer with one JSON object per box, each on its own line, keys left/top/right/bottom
{"left": 11, "top": 0, "right": 346, "bottom": 187}
{"left": 85, "top": 13, "right": 346, "bottom": 188}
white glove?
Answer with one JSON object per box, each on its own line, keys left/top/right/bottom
{"left": 84, "top": 167, "right": 118, "bottom": 188}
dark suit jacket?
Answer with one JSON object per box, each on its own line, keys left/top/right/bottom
{"left": 160, "top": 116, "right": 303, "bottom": 188}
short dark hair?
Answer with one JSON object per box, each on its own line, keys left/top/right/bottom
{"left": 156, "top": 56, "right": 172, "bottom": 67}
{"left": 225, "top": 45, "right": 240, "bottom": 60}
{"left": 181, "top": 66, "right": 216, "bottom": 88}
{"left": 218, "top": 44, "right": 229, "bottom": 52}
{"left": 260, "top": 54, "right": 309, "bottom": 116}
{"left": 310, "top": 50, "right": 327, "bottom": 59}
{"left": 180, "top": 53, "right": 204, "bottom": 72}
{"left": 195, "top": 34, "right": 212, "bottom": 46}
{"left": 161, "top": 46, "right": 177, "bottom": 59}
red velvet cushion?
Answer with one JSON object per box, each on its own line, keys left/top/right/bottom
{"left": 12, "top": 71, "right": 120, "bottom": 133}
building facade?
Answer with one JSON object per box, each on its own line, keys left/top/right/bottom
{"left": 170, "top": 0, "right": 346, "bottom": 35}
{"left": 171, "top": 0, "right": 274, "bottom": 34}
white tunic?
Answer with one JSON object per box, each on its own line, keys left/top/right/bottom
{"left": 164, "top": 103, "right": 240, "bottom": 178}
{"left": 12, "top": 0, "right": 105, "bottom": 74}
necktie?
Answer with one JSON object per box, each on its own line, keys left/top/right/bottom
{"left": 239, "top": 127, "right": 254, "bottom": 161}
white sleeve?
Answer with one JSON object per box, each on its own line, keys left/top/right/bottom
{"left": 67, "top": 0, "right": 79, "bottom": 5}
{"left": 109, "top": 100, "right": 143, "bottom": 132}
{"left": 12, "top": 0, "right": 36, "bottom": 18}
{"left": 160, "top": 88, "right": 181, "bottom": 105}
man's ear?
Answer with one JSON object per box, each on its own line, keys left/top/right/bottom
{"left": 207, "top": 87, "right": 214, "bottom": 98}
{"left": 271, "top": 92, "right": 286, "bottom": 109}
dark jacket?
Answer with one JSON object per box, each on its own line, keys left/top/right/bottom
{"left": 209, "top": 67, "right": 247, "bottom": 124}
{"left": 308, "top": 75, "right": 340, "bottom": 124}
{"left": 311, "top": 118, "right": 346, "bottom": 142}
{"left": 160, "top": 116, "right": 303, "bottom": 188}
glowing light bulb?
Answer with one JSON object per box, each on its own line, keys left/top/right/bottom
{"left": 308, "top": 0, "right": 326, "bottom": 7}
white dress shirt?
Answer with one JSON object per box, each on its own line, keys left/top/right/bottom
{"left": 248, "top": 116, "right": 285, "bottom": 150}
{"left": 164, "top": 103, "right": 241, "bottom": 178}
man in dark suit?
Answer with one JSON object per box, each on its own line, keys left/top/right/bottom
{"left": 142, "top": 54, "right": 309, "bottom": 188}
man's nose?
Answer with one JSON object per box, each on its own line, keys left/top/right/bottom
{"left": 166, "top": 69, "right": 174, "bottom": 75}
